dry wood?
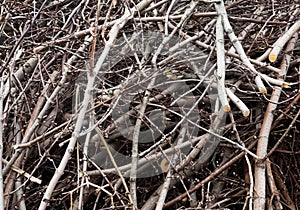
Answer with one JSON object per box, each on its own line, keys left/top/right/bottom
{"left": 0, "top": 1, "right": 298, "bottom": 209}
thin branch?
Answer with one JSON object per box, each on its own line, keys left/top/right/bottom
{"left": 163, "top": 141, "right": 257, "bottom": 208}
{"left": 269, "top": 20, "right": 300, "bottom": 62}
{"left": 214, "top": 0, "right": 268, "bottom": 93}
{"left": 130, "top": 76, "right": 156, "bottom": 208}
{"left": 226, "top": 88, "right": 250, "bottom": 117}
{"left": 215, "top": 14, "right": 230, "bottom": 112}
{"left": 0, "top": 76, "right": 5, "bottom": 210}
{"left": 155, "top": 127, "right": 186, "bottom": 210}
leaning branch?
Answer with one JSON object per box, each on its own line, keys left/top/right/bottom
{"left": 215, "top": 14, "right": 230, "bottom": 112}
{"left": 269, "top": 20, "right": 300, "bottom": 62}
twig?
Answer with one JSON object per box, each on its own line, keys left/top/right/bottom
{"left": 246, "top": 5, "right": 275, "bottom": 54}
{"left": 226, "top": 5, "right": 264, "bottom": 63}
{"left": 229, "top": 112, "right": 253, "bottom": 210}
{"left": 130, "top": 75, "right": 156, "bottom": 208}
{"left": 266, "top": 108, "right": 300, "bottom": 157}
{"left": 77, "top": 109, "right": 93, "bottom": 209}
{"left": 214, "top": 0, "right": 268, "bottom": 93}
{"left": 163, "top": 141, "right": 257, "bottom": 208}
{"left": 164, "top": 0, "right": 177, "bottom": 35}
{"left": 0, "top": 0, "right": 47, "bottom": 73}
{"left": 155, "top": 127, "right": 186, "bottom": 210}
{"left": 175, "top": 29, "right": 286, "bottom": 87}
{"left": 169, "top": 19, "right": 216, "bottom": 53}
{"left": 95, "top": 127, "right": 132, "bottom": 205}
{"left": 271, "top": 93, "right": 300, "bottom": 130}
{"left": 87, "top": 133, "right": 205, "bottom": 176}
{"left": 271, "top": 164, "right": 297, "bottom": 209}
{"left": 14, "top": 119, "right": 72, "bottom": 149}
{"left": 38, "top": 1, "right": 153, "bottom": 209}
{"left": 2, "top": 35, "right": 93, "bottom": 177}
{"left": 3, "top": 56, "right": 38, "bottom": 99}
{"left": 266, "top": 160, "right": 283, "bottom": 210}
{"left": 90, "top": 0, "right": 102, "bottom": 71}
{"left": 1, "top": 159, "right": 41, "bottom": 184}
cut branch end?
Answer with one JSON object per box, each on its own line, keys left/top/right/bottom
{"left": 224, "top": 105, "right": 231, "bottom": 112}
{"left": 259, "top": 87, "right": 267, "bottom": 94}
{"left": 269, "top": 53, "right": 277, "bottom": 62}
{"left": 243, "top": 110, "right": 250, "bottom": 117}
{"left": 282, "top": 82, "right": 291, "bottom": 88}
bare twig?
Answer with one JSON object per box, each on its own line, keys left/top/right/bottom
{"left": 2, "top": 159, "right": 41, "bottom": 184}
{"left": 155, "top": 127, "right": 187, "bottom": 210}
{"left": 229, "top": 112, "right": 253, "bottom": 210}
{"left": 130, "top": 75, "right": 156, "bottom": 208}
{"left": 163, "top": 141, "right": 257, "bottom": 208}
{"left": 266, "top": 160, "right": 283, "bottom": 210}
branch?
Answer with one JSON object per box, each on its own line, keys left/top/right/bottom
{"left": 253, "top": 30, "right": 298, "bottom": 210}
{"left": 269, "top": 20, "right": 300, "bottom": 62}
{"left": 225, "top": 88, "right": 250, "bottom": 117}
{"left": 0, "top": 77, "right": 5, "bottom": 210}
{"left": 38, "top": 1, "right": 153, "bottom": 209}
{"left": 216, "top": 14, "right": 230, "bottom": 112}
{"left": 163, "top": 141, "right": 257, "bottom": 208}
{"left": 214, "top": 0, "right": 267, "bottom": 93}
